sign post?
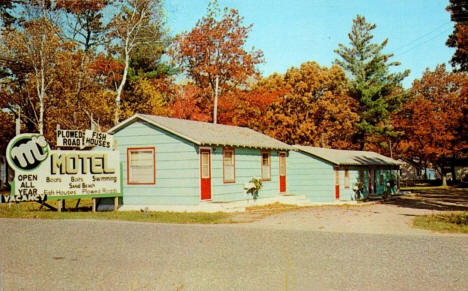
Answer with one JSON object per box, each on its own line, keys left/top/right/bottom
{"left": 56, "top": 124, "right": 63, "bottom": 212}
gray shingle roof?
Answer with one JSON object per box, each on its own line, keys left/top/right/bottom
{"left": 293, "top": 145, "right": 402, "bottom": 166}
{"left": 109, "top": 114, "right": 292, "bottom": 150}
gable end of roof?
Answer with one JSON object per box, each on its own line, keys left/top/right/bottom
{"left": 108, "top": 114, "right": 202, "bottom": 145}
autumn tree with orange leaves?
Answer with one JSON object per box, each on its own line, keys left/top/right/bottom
{"left": 0, "top": 0, "right": 172, "bottom": 142}
{"left": 261, "top": 61, "right": 359, "bottom": 148}
{"left": 0, "top": 0, "right": 119, "bottom": 143}
{"left": 393, "top": 65, "right": 468, "bottom": 185}
{"left": 170, "top": 84, "right": 209, "bottom": 122}
{"left": 56, "top": 0, "right": 113, "bottom": 130}
{"left": 171, "top": 0, "right": 263, "bottom": 122}
{"left": 0, "top": 111, "right": 14, "bottom": 153}
{"left": 0, "top": 1, "right": 68, "bottom": 136}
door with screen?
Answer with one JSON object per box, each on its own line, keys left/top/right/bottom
{"left": 200, "top": 149, "right": 211, "bottom": 200}
{"left": 279, "top": 152, "right": 286, "bottom": 192}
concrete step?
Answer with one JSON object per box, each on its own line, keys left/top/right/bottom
{"left": 277, "top": 194, "right": 312, "bottom": 206}
{"left": 199, "top": 201, "right": 246, "bottom": 212}
{"left": 203, "top": 194, "right": 314, "bottom": 211}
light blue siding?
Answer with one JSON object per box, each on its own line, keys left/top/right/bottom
{"left": 114, "top": 121, "right": 200, "bottom": 205}
{"left": 287, "top": 151, "right": 335, "bottom": 202}
{"left": 287, "top": 152, "right": 399, "bottom": 202}
{"left": 210, "top": 148, "right": 281, "bottom": 202}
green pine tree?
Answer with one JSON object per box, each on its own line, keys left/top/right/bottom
{"left": 334, "top": 15, "right": 410, "bottom": 150}
{"left": 446, "top": 0, "right": 468, "bottom": 72}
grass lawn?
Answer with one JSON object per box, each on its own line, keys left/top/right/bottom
{"left": 0, "top": 195, "right": 310, "bottom": 224}
{"left": 413, "top": 212, "right": 468, "bottom": 234}
{"left": 391, "top": 186, "right": 468, "bottom": 233}
{"left": 0, "top": 198, "right": 235, "bottom": 224}
{"left": 247, "top": 202, "right": 305, "bottom": 215}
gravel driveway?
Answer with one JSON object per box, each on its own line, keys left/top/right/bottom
{"left": 0, "top": 218, "right": 467, "bottom": 291}
{"left": 241, "top": 203, "right": 441, "bottom": 235}
{"left": 238, "top": 189, "right": 468, "bottom": 236}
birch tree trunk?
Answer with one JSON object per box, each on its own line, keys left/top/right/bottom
{"left": 109, "top": 0, "right": 155, "bottom": 125}
{"left": 34, "top": 33, "right": 47, "bottom": 135}
{"left": 114, "top": 47, "right": 130, "bottom": 125}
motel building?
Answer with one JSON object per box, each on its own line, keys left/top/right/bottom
{"left": 100, "top": 114, "right": 401, "bottom": 212}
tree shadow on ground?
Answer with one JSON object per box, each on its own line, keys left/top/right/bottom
{"left": 383, "top": 187, "right": 468, "bottom": 211}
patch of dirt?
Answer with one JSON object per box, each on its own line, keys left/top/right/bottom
{"left": 240, "top": 203, "right": 434, "bottom": 235}
{"left": 232, "top": 188, "right": 468, "bottom": 236}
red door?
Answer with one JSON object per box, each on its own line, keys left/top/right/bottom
{"left": 334, "top": 167, "right": 340, "bottom": 199}
{"left": 279, "top": 152, "right": 286, "bottom": 192}
{"left": 200, "top": 149, "right": 211, "bottom": 200}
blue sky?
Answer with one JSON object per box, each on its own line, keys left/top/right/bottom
{"left": 165, "top": 0, "right": 454, "bottom": 88}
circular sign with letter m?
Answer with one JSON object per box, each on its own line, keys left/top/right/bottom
{"left": 6, "top": 134, "right": 50, "bottom": 171}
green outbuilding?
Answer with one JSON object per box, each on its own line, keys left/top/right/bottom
{"left": 288, "top": 146, "right": 401, "bottom": 202}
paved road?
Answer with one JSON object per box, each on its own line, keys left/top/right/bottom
{"left": 0, "top": 219, "right": 467, "bottom": 291}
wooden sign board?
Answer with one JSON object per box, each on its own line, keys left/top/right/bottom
{"left": 56, "top": 129, "right": 113, "bottom": 149}
{"left": 56, "top": 130, "right": 85, "bottom": 148}
{"left": 1, "top": 133, "right": 121, "bottom": 203}
{"left": 84, "top": 130, "right": 113, "bottom": 149}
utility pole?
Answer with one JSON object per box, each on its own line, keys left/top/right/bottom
{"left": 213, "top": 75, "right": 219, "bottom": 124}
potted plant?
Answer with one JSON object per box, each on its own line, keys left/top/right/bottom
{"left": 353, "top": 181, "right": 364, "bottom": 200}
{"left": 244, "top": 177, "right": 263, "bottom": 200}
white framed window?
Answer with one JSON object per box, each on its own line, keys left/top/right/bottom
{"left": 200, "top": 149, "right": 211, "bottom": 179}
{"left": 127, "top": 147, "right": 155, "bottom": 185}
{"left": 223, "top": 148, "right": 235, "bottom": 183}
{"left": 344, "top": 168, "right": 350, "bottom": 188}
{"left": 279, "top": 152, "right": 286, "bottom": 176}
{"left": 261, "top": 151, "right": 271, "bottom": 181}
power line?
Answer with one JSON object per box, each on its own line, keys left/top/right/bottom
{"left": 392, "top": 21, "right": 452, "bottom": 53}
{"left": 395, "top": 26, "right": 453, "bottom": 58}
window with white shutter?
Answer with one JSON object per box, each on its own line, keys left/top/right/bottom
{"left": 223, "top": 148, "right": 235, "bottom": 183}
{"left": 127, "top": 147, "right": 155, "bottom": 184}
{"left": 344, "top": 168, "right": 350, "bottom": 188}
{"left": 261, "top": 151, "right": 271, "bottom": 181}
